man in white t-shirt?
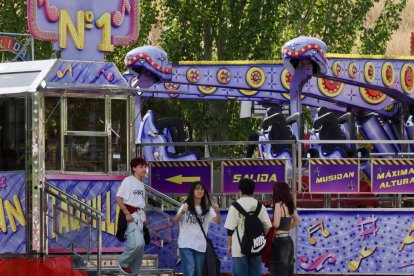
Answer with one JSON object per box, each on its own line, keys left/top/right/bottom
{"left": 116, "top": 157, "right": 147, "bottom": 275}
{"left": 224, "top": 178, "right": 272, "bottom": 276}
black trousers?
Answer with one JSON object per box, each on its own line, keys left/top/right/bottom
{"left": 269, "top": 236, "right": 294, "bottom": 276}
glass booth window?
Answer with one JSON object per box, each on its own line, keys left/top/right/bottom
{"left": 0, "top": 97, "right": 26, "bottom": 171}
{"left": 45, "top": 97, "right": 61, "bottom": 170}
{"left": 64, "top": 136, "right": 106, "bottom": 172}
{"left": 111, "top": 99, "right": 128, "bottom": 172}
{"left": 45, "top": 96, "right": 129, "bottom": 173}
{"left": 67, "top": 98, "right": 105, "bottom": 132}
{"left": 65, "top": 97, "right": 106, "bottom": 172}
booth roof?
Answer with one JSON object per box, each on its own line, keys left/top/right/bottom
{"left": 0, "top": 59, "right": 137, "bottom": 96}
{"left": 0, "top": 59, "right": 56, "bottom": 95}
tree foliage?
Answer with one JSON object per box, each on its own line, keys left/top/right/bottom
{"left": 360, "top": 0, "right": 408, "bottom": 54}
{"left": 0, "top": 0, "right": 52, "bottom": 60}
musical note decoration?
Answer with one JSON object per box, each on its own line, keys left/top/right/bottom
{"left": 307, "top": 220, "right": 330, "bottom": 245}
{"left": 37, "top": 0, "right": 59, "bottom": 22}
{"left": 358, "top": 214, "right": 378, "bottom": 240}
{"left": 0, "top": 176, "right": 7, "bottom": 190}
{"left": 399, "top": 261, "right": 414, "bottom": 268}
{"left": 130, "top": 76, "right": 139, "bottom": 88}
{"left": 399, "top": 222, "right": 414, "bottom": 251}
{"left": 97, "top": 68, "right": 114, "bottom": 82}
{"left": 111, "top": 0, "right": 131, "bottom": 27}
{"left": 347, "top": 246, "right": 376, "bottom": 272}
{"left": 299, "top": 252, "right": 336, "bottom": 271}
{"left": 56, "top": 64, "right": 73, "bottom": 78}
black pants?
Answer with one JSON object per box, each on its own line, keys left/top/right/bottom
{"left": 269, "top": 236, "right": 294, "bottom": 276}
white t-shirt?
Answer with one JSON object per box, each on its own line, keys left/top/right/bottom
{"left": 224, "top": 197, "right": 272, "bottom": 257}
{"left": 177, "top": 204, "right": 217, "bottom": 252}
{"left": 116, "top": 175, "right": 146, "bottom": 209}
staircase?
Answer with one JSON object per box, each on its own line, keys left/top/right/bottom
{"left": 42, "top": 181, "right": 181, "bottom": 276}
{"left": 72, "top": 254, "right": 174, "bottom": 275}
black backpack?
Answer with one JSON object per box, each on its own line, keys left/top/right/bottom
{"left": 232, "top": 201, "right": 266, "bottom": 256}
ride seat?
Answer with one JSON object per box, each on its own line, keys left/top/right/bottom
{"left": 313, "top": 107, "right": 346, "bottom": 156}
{"left": 263, "top": 113, "right": 295, "bottom": 155}
{"left": 156, "top": 117, "right": 187, "bottom": 154}
{"left": 138, "top": 110, "right": 198, "bottom": 161}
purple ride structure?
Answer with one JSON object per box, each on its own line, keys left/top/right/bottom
{"left": 0, "top": 0, "right": 414, "bottom": 274}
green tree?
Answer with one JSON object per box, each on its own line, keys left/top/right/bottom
{"left": 360, "top": 0, "right": 408, "bottom": 54}
{"left": 0, "top": 0, "right": 52, "bottom": 60}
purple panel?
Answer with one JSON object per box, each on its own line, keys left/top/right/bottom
{"left": 221, "top": 160, "right": 286, "bottom": 194}
{"left": 47, "top": 178, "right": 123, "bottom": 251}
{"left": 309, "top": 159, "right": 359, "bottom": 193}
{"left": 164, "top": 63, "right": 400, "bottom": 112}
{"left": 297, "top": 209, "right": 414, "bottom": 275}
{"left": 27, "top": 0, "right": 139, "bottom": 61}
{"left": 150, "top": 161, "right": 212, "bottom": 194}
{"left": 0, "top": 171, "right": 26, "bottom": 253}
{"left": 142, "top": 82, "right": 347, "bottom": 112}
{"left": 47, "top": 60, "right": 126, "bottom": 85}
{"left": 147, "top": 210, "right": 272, "bottom": 273}
{"left": 371, "top": 159, "right": 414, "bottom": 193}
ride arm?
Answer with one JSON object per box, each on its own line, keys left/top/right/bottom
{"left": 338, "top": 112, "right": 352, "bottom": 124}
{"left": 262, "top": 113, "right": 285, "bottom": 130}
{"left": 286, "top": 112, "right": 300, "bottom": 125}
{"left": 313, "top": 112, "right": 333, "bottom": 130}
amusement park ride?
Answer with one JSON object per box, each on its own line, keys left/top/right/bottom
{"left": 1, "top": 0, "right": 414, "bottom": 275}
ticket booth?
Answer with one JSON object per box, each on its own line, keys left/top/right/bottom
{"left": 0, "top": 58, "right": 136, "bottom": 255}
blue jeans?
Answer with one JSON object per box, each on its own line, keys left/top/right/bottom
{"left": 232, "top": 255, "right": 262, "bottom": 276}
{"left": 118, "top": 222, "right": 145, "bottom": 276}
{"left": 269, "top": 236, "right": 294, "bottom": 276}
{"left": 180, "top": 248, "right": 205, "bottom": 276}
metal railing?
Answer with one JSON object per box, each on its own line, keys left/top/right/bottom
{"left": 41, "top": 181, "right": 103, "bottom": 275}
{"left": 297, "top": 139, "right": 414, "bottom": 208}
{"left": 145, "top": 183, "right": 181, "bottom": 210}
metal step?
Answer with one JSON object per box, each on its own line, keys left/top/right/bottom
{"left": 72, "top": 254, "right": 174, "bottom": 275}
{"left": 96, "top": 268, "right": 174, "bottom": 276}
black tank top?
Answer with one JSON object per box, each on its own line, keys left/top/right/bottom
{"left": 278, "top": 203, "right": 291, "bottom": 231}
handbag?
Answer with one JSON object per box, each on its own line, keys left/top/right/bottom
{"left": 196, "top": 216, "right": 221, "bottom": 276}
{"left": 143, "top": 225, "right": 151, "bottom": 245}
{"left": 261, "top": 217, "right": 275, "bottom": 268}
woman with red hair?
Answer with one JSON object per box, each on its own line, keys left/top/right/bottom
{"left": 269, "top": 182, "right": 301, "bottom": 276}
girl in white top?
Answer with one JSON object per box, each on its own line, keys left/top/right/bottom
{"left": 173, "top": 181, "right": 221, "bottom": 276}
